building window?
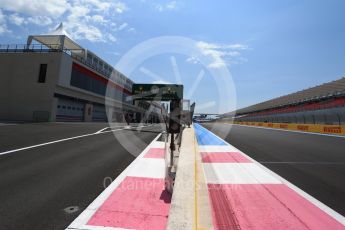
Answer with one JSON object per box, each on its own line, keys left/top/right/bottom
{"left": 38, "top": 64, "right": 47, "bottom": 83}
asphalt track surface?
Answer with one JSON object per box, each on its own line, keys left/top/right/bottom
{"left": 0, "top": 122, "right": 163, "bottom": 230}
{"left": 201, "top": 123, "right": 345, "bottom": 217}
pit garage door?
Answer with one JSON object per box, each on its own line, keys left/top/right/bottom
{"left": 56, "top": 98, "right": 84, "bottom": 121}
{"left": 92, "top": 104, "right": 107, "bottom": 122}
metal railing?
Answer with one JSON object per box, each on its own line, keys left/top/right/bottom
{"left": 0, "top": 43, "right": 113, "bottom": 77}
{"left": 0, "top": 44, "right": 76, "bottom": 54}
{"left": 72, "top": 54, "right": 111, "bottom": 78}
{"left": 0, "top": 43, "right": 135, "bottom": 92}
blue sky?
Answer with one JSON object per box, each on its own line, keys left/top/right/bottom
{"left": 1, "top": 0, "right": 345, "bottom": 113}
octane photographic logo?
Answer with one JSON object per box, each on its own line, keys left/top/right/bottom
{"left": 105, "top": 36, "right": 237, "bottom": 157}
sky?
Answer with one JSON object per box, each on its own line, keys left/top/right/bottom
{"left": 1, "top": 0, "right": 345, "bottom": 113}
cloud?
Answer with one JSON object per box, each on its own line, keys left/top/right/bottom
{"left": 113, "top": 2, "right": 128, "bottom": 13}
{"left": 0, "top": 9, "right": 10, "bottom": 34}
{"left": 62, "top": 4, "right": 101, "bottom": 42}
{"left": 191, "top": 41, "right": 249, "bottom": 68}
{"left": 225, "top": 44, "right": 249, "bottom": 50}
{"left": 81, "top": 0, "right": 111, "bottom": 11}
{"left": 166, "top": 1, "right": 177, "bottom": 10}
{"left": 27, "top": 16, "right": 53, "bottom": 26}
{"left": 186, "top": 56, "right": 199, "bottom": 64}
{"left": 74, "top": 0, "right": 127, "bottom": 13}
{"left": 9, "top": 14, "right": 25, "bottom": 26}
{"left": 62, "top": 1, "right": 129, "bottom": 42}
{"left": 0, "top": 0, "right": 69, "bottom": 18}
{"left": 155, "top": 1, "right": 178, "bottom": 12}
{"left": 107, "top": 34, "right": 117, "bottom": 43}
{"left": 7, "top": 13, "right": 53, "bottom": 27}
{"left": 68, "top": 23, "right": 104, "bottom": 42}
{"left": 89, "top": 15, "right": 108, "bottom": 24}
{"left": 118, "top": 22, "right": 128, "bottom": 31}
{"left": 0, "top": 0, "right": 131, "bottom": 43}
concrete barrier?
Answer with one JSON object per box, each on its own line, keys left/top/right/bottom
{"left": 167, "top": 127, "right": 196, "bottom": 229}
{"left": 167, "top": 126, "right": 214, "bottom": 230}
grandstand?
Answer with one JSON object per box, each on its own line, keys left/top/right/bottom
{"left": 225, "top": 77, "right": 345, "bottom": 125}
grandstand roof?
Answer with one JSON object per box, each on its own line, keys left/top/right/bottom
{"left": 231, "top": 77, "right": 345, "bottom": 115}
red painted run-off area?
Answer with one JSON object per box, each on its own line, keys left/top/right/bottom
{"left": 86, "top": 147, "right": 169, "bottom": 229}
{"left": 201, "top": 152, "right": 251, "bottom": 163}
{"left": 144, "top": 148, "right": 165, "bottom": 159}
{"left": 87, "top": 176, "right": 171, "bottom": 230}
{"left": 208, "top": 184, "right": 345, "bottom": 230}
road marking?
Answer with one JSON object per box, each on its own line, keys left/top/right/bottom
{"left": 67, "top": 226, "right": 127, "bottom": 230}
{"left": 0, "top": 128, "right": 124, "bottom": 156}
{"left": 229, "top": 123, "right": 345, "bottom": 138}
{"left": 95, "top": 127, "right": 110, "bottom": 134}
{"left": 203, "top": 163, "right": 281, "bottom": 184}
{"left": 144, "top": 148, "right": 165, "bottom": 159}
{"left": 207, "top": 183, "right": 345, "bottom": 230}
{"left": 195, "top": 124, "right": 345, "bottom": 226}
{"left": 194, "top": 123, "right": 228, "bottom": 145}
{"left": 261, "top": 161, "right": 345, "bottom": 165}
{"left": 198, "top": 145, "right": 238, "bottom": 152}
{"left": 0, "top": 123, "right": 18, "bottom": 126}
{"left": 87, "top": 177, "right": 170, "bottom": 229}
{"left": 201, "top": 152, "right": 251, "bottom": 163}
{"left": 66, "top": 134, "right": 163, "bottom": 230}
{"left": 127, "top": 158, "right": 166, "bottom": 178}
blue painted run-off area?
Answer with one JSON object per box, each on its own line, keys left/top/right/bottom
{"left": 194, "top": 123, "right": 228, "bottom": 146}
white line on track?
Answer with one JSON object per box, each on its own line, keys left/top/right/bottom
{"left": 0, "top": 128, "right": 124, "bottom": 156}
{"left": 0, "top": 123, "right": 18, "bottom": 126}
{"left": 95, "top": 127, "right": 110, "bottom": 134}
{"left": 201, "top": 125, "right": 345, "bottom": 225}
{"left": 260, "top": 161, "right": 345, "bottom": 165}
{"left": 228, "top": 123, "right": 345, "bottom": 138}
{"left": 68, "top": 226, "right": 127, "bottom": 230}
